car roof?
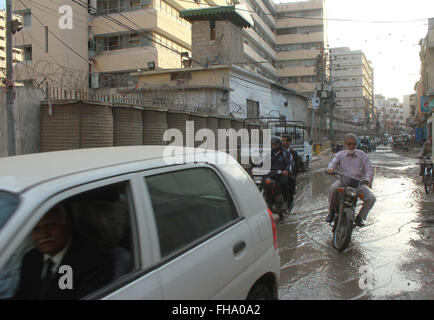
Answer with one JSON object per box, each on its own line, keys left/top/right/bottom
{"left": 0, "top": 146, "right": 203, "bottom": 193}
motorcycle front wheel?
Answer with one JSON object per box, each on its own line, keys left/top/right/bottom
{"left": 332, "top": 209, "right": 354, "bottom": 252}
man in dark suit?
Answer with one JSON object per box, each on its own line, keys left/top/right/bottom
{"left": 14, "top": 204, "right": 114, "bottom": 300}
{"left": 282, "top": 135, "right": 301, "bottom": 209}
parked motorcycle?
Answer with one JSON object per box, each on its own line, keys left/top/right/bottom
{"left": 423, "top": 157, "right": 433, "bottom": 194}
{"left": 253, "top": 170, "right": 291, "bottom": 218}
{"left": 327, "top": 171, "right": 369, "bottom": 252}
{"left": 359, "top": 143, "right": 370, "bottom": 153}
{"left": 392, "top": 140, "right": 409, "bottom": 152}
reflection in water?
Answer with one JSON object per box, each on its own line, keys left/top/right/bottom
{"left": 278, "top": 146, "right": 434, "bottom": 300}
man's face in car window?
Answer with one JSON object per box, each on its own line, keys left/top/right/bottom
{"left": 32, "top": 207, "right": 70, "bottom": 256}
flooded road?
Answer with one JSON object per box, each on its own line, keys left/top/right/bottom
{"left": 277, "top": 145, "right": 434, "bottom": 300}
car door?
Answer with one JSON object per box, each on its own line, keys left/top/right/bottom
{"left": 139, "top": 164, "right": 254, "bottom": 299}
{"left": 0, "top": 174, "right": 163, "bottom": 300}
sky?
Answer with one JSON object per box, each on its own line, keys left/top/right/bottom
{"left": 2, "top": 0, "right": 433, "bottom": 102}
{"left": 278, "top": 0, "right": 434, "bottom": 102}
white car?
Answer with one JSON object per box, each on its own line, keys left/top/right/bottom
{"left": 0, "top": 146, "right": 280, "bottom": 300}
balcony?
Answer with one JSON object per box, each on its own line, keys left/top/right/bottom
{"left": 276, "top": 66, "right": 315, "bottom": 77}
{"left": 276, "top": 32, "right": 324, "bottom": 45}
{"left": 276, "top": 50, "right": 319, "bottom": 61}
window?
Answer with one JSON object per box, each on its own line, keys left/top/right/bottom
{"left": 130, "top": 0, "right": 141, "bottom": 10}
{"left": 210, "top": 20, "right": 215, "bottom": 41}
{"left": 108, "top": 35, "right": 119, "bottom": 50}
{"left": 0, "top": 192, "right": 19, "bottom": 231}
{"left": 0, "top": 182, "right": 138, "bottom": 300}
{"left": 109, "top": 0, "right": 118, "bottom": 13}
{"left": 23, "top": 12, "right": 31, "bottom": 27}
{"left": 129, "top": 33, "right": 140, "bottom": 47}
{"left": 247, "top": 99, "right": 259, "bottom": 119}
{"left": 276, "top": 25, "right": 323, "bottom": 36}
{"left": 24, "top": 46, "right": 32, "bottom": 61}
{"left": 170, "top": 71, "right": 192, "bottom": 81}
{"left": 95, "top": 32, "right": 151, "bottom": 51}
{"left": 146, "top": 168, "right": 239, "bottom": 257}
{"left": 97, "top": 0, "right": 108, "bottom": 14}
{"left": 95, "top": 0, "right": 151, "bottom": 14}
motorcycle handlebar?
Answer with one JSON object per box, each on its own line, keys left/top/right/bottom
{"left": 327, "top": 170, "right": 369, "bottom": 185}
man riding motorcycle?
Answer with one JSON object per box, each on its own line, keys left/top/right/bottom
{"left": 263, "top": 136, "right": 291, "bottom": 212}
{"left": 326, "top": 133, "right": 376, "bottom": 227}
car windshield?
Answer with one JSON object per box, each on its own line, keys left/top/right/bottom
{"left": 0, "top": 192, "right": 19, "bottom": 231}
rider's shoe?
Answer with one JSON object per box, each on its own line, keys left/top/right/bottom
{"left": 326, "top": 211, "right": 335, "bottom": 223}
{"left": 354, "top": 216, "right": 365, "bottom": 227}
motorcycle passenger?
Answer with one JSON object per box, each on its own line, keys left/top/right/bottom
{"left": 418, "top": 136, "right": 433, "bottom": 177}
{"left": 282, "top": 135, "right": 299, "bottom": 209}
{"left": 326, "top": 133, "right": 376, "bottom": 227}
{"left": 264, "top": 136, "right": 291, "bottom": 211}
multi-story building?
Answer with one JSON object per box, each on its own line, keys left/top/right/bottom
{"left": 376, "top": 96, "right": 405, "bottom": 135}
{"left": 12, "top": 0, "right": 327, "bottom": 97}
{"left": 330, "top": 47, "right": 374, "bottom": 128}
{"left": 415, "top": 17, "right": 434, "bottom": 144}
{"left": 274, "top": 0, "right": 327, "bottom": 97}
{"left": 0, "top": 10, "right": 24, "bottom": 80}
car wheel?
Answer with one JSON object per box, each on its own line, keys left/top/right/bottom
{"left": 247, "top": 283, "right": 273, "bottom": 300}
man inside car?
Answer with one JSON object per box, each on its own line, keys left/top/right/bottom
{"left": 14, "top": 204, "right": 114, "bottom": 300}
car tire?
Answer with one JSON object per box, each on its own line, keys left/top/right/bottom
{"left": 247, "top": 283, "right": 273, "bottom": 300}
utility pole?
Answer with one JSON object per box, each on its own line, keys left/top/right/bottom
{"left": 5, "top": 0, "right": 15, "bottom": 156}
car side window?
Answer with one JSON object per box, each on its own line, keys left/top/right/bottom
{"left": 0, "top": 181, "right": 138, "bottom": 300}
{"left": 145, "top": 167, "right": 239, "bottom": 258}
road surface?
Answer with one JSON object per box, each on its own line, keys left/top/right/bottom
{"left": 276, "top": 145, "right": 434, "bottom": 300}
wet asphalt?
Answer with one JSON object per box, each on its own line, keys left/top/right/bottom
{"left": 276, "top": 145, "right": 434, "bottom": 300}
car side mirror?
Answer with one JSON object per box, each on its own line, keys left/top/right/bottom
{"left": 309, "top": 139, "right": 313, "bottom": 145}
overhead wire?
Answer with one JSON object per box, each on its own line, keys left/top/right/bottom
{"left": 175, "top": 0, "right": 429, "bottom": 24}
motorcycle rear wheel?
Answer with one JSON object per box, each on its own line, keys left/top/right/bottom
{"left": 332, "top": 209, "right": 354, "bottom": 252}
{"left": 424, "top": 171, "right": 433, "bottom": 194}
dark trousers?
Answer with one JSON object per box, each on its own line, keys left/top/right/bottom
{"left": 287, "top": 175, "right": 296, "bottom": 205}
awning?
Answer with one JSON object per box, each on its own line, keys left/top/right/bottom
{"left": 180, "top": 5, "right": 253, "bottom": 28}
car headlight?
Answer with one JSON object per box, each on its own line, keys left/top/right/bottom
{"left": 253, "top": 177, "right": 263, "bottom": 185}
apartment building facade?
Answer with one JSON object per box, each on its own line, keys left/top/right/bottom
{"left": 273, "top": 0, "right": 327, "bottom": 97}
{"left": 0, "top": 10, "right": 24, "bottom": 80}
{"left": 375, "top": 94, "right": 406, "bottom": 135}
{"left": 330, "top": 47, "right": 374, "bottom": 127}
{"left": 415, "top": 17, "right": 434, "bottom": 143}
{"left": 12, "top": 0, "right": 327, "bottom": 97}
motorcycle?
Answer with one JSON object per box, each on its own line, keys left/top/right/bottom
{"left": 392, "top": 140, "right": 409, "bottom": 152}
{"left": 327, "top": 171, "right": 369, "bottom": 252}
{"left": 359, "top": 143, "right": 370, "bottom": 153}
{"left": 253, "top": 170, "right": 292, "bottom": 218}
{"left": 423, "top": 157, "right": 433, "bottom": 194}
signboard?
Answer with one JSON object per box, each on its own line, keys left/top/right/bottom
{"left": 421, "top": 96, "right": 430, "bottom": 112}
{"left": 312, "top": 98, "right": 320, "bottom": 110}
